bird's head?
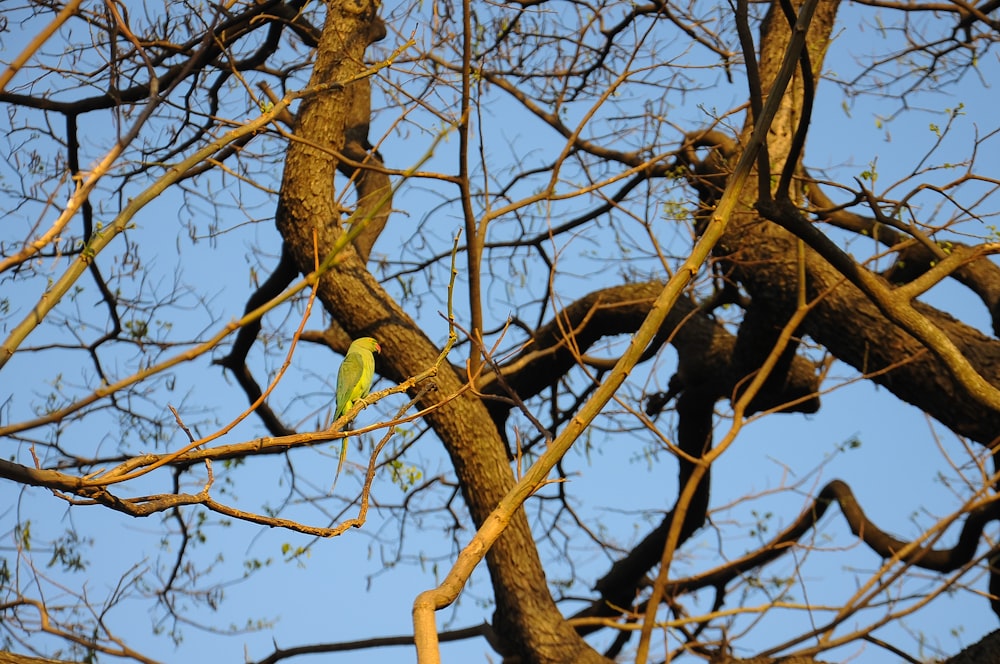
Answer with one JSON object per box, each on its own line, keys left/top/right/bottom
{"left": 351, "top": 337, "right": 381, "bottom": 355}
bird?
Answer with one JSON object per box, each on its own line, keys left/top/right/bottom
{"left": 333, "top": 336, "right": 381, "bottom": 489}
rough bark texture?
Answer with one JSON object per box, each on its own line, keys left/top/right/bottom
{"left": 0, "top": 654, "right": 75, "bottom": 664}
{"left": 941, "top": 628, "right": 1000, "bottom": 664}
{"left": 2, "top": 0, "right": 998, "bottom": 662}
{"left": 480, "top": 282, "right": 821, "bottom": 421}
{"left": 645, "top": 0, "right": 1000, "bottom": 656}
{"left": 715, "top": 0, "right": 1000, "bottom": 446}
{"left": 277, "top": 0, "right": 1000, "bottom": 659}
{"left": 273, "top": 2, "right": 606, "bottom": 662}
{"left": 807, "top": 178, "right": 1000, "bottom": 336}
{"left": 275, "top": 0, "right": 999, "bottom": 660}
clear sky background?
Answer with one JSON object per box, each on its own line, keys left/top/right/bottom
{"left": 2, "top": 1, "right": 999, "bottom": 663}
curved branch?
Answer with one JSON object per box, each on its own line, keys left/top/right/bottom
{"left": 215, "top": 245, "right": 299, "bottom": 436}
{"left": 807, "top": 174, "right": 1000, "bottom": 335}
{"left": 0, "top": 0, "right": 305, "bottom": 114}
{"left": 758, "top": 197, "right": 1000, "bottom": 440}
{"left": 479, "top": 282, "right": 820, "bottom": 418}
{"left": 578, "top": 477, "right": 1000, "bottom": 634}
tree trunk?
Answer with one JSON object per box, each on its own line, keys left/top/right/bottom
{"left": 719, "top": 0, "right": 1000, "bottom": 445}
{"left": 272, "top": 2, "right": 606, "bottom": 662}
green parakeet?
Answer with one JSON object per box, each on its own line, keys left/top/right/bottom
{"left": 333, "top": 336, "right": 381, "bottom": 488}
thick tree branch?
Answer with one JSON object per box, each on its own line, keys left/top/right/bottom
{"left": 479, "top": 283, "right": 820, "bottom": 422}
{"left": 273, "top": 3, "right": 607, "bottom": 661}
{"left": 807, "top": 174, "right": 1000, "bottom": 334}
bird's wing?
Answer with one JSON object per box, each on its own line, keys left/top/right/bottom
{"left": 333, "top": 350, "right": 370, "bottom": 492}
{"left": 358, "top": 351, "right": 375, "bottom": 399}
{"left": 335, "top": 352, "right": 366, "bottom": 419}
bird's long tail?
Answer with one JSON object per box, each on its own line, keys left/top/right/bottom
{"left": 332, "top": 436, "right": 348, "bottom": 492}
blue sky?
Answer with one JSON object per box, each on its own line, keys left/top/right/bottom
{"left": 2, "top": 1, "right": 999, "bottom": 662}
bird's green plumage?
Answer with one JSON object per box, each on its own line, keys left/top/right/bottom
{"left": 333, "top": 337, "right": 380, "bottom": 489}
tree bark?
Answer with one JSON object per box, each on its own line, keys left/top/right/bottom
{"left": 272, "top": 2, "right": 606, "bottom": 662}
{"left": 0, "top": 653, "right": 77, "bottom": 664}
{"left": 941, "top": 628, "right": 1000, "bottom": 664}
{"left": 716, "top": 0, "right": 1000, "bottom": 446}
